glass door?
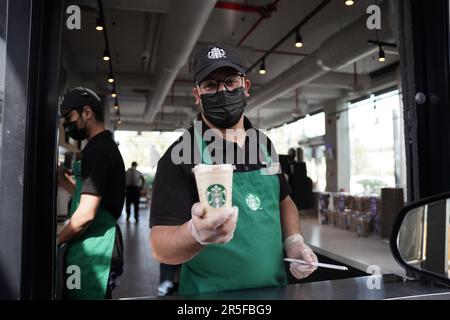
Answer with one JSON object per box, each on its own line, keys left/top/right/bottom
{"left": 0, "top": 0, "right": 63, "bottom": 299}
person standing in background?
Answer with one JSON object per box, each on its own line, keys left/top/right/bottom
{"left": 125, "top": 161, "right": 145, "bottom": 222}
{"left": 57, "top": 87, "right": 125, "bottom": 299}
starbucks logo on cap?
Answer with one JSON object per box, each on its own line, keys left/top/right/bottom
{"left": 207, "top": 47, "right": 226, "bottom": 60}
{"left": 246, "top": 193, "right": 261, "bottom": 211}
{"left": 207, "top": 184, "right": 226, "bottom": 208}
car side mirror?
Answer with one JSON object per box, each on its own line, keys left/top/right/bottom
{"left": 390, "top": 192, "right": 450, "bottom": 286}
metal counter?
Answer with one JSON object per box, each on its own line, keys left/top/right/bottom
{"left": 129, "top": 275, "right": 450, "bottom": 300}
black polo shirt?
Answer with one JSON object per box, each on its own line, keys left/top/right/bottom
{"left": 81, "top": 130, "right": 126, "bottom": 219}
{"left": 150, "top": 116, "right": 292, "bottom": 227}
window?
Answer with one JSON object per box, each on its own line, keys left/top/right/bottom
{"left": 266, "top": 112, "right": 326, "bottom": 192}
{"left": 347, "top": 90, "right": 406, "bottom": 195}
{"left": 265, "top": 113, "right": 325, "bottom": 155}
{"left": 114, "top": 130, "right": 183, "bottom": 175}
{"left": 302, "top": 144, "right": 327, "bottom": 192}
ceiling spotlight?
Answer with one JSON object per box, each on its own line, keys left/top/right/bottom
{"left": 103, "top": 49, "right": 111, "bottom": 61}
{"left": 259, "top": 59, "right": 267, "bottom": 75}
{"left": 111, "top": 88, "right": 117, "bottom": 98}
{"left": 345, "top": 0, "right": 354, "bottom": 6}
{"left": 295, "top": 29, "right": 303, "bottom": 48}
{"left": 378, "top": 45, "right": 386, "bottom": 62}
{"left": 117, "top": 119, "right": 122, "bottom": 125}
{"left": 113, "top": 99, "right": 119, "bottom": 110}
{"left": 107, "top": 73, "right": 114, "bottom": 84}
{"left": 96, "top": 17, "right": 104, "bottom": 31}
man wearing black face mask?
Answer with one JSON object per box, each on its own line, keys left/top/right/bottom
{"left": 150, "top": 45, "right": 318, "bottom": 296}
{"left": 57, "top": 87, "right": 125, "bottom": 299}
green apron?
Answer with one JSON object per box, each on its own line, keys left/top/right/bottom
{"left": 64, "top": 160, "right": 116, "bottom": 300}
{"left": 180, "top": 129, "right": 287, "bottom": 295}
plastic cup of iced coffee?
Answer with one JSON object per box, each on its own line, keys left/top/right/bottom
{"left": 193, "top": 164, "right": 233, "bottom": 214}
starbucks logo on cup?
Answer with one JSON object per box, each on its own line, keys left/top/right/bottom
{"left": 206, "top": 184, "right": 227, "bottom": 208}
{"left": 246, "top": 193, "right": 261, "bottom": 211}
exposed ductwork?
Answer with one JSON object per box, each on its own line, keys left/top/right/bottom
{"left": 71, "top": 0, "right": 171, "bottom": 13}
{"left": 142, "top": 0, "right": 217, "bottom": 123}
{"left": 115, "top": 122, "right": 186, "bottom": 132}
{"left": 102, "top": 0, "right": 171, "bottom": 13}
{"left": 246, "top": 0, "right": 396, "bottom": 114}
{"left": 87, "top": 71, "right": 366, "bottom": 91}
{"left": 107, "top": 95, "right": 198, "bottom": 119}
{"left": 309, "top": 72, "right": 370, "bottom": 90}
{"left": 119, "top": 112, "right": 194, "bottom": 124}
{"left": 141, "top": 12, "right": 163, "bottom": 74}
{"left": 258, "top": 104, "right": 324, "bottom": 128}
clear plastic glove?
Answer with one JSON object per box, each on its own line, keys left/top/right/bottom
{"left": 188, "top": 202, "right": 239, "bottom": 245}
{"left": 284, "top": 234, "right": 318, "bottom": 280}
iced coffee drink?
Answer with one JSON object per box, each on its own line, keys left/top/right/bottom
{"left": 193, "top": 164, "right": 233, "bottom": 213}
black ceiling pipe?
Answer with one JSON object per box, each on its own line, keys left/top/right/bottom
{"left": 246, "top": 0, "right": 331, "bottom": 74}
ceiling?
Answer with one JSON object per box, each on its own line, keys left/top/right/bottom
{"left": 63, "top": 0, "right": 400, "bottom": 131}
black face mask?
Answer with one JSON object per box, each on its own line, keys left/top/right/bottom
{"left": 63, "top": 113, "right": 87, "bottom": 141}
{"left": 200, "top": 87, "right": 247, "bottom": 129}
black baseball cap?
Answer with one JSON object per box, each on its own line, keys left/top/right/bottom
{"left": 193, "top": 45, "right": 246, "bottom": 84}
{"left": 59, "top": 87, "right": 102, "bottom": 118}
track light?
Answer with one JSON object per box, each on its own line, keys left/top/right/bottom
{"left": 113, "top": 99, "right": 119, "bottom": 110}
{"left": 107, "top": 73, "right": 114, "bottom": 84}
{"left": 378, "top": 45, "right": 386, "bottom": 62}
{"left": 345, "top": 0, "right": 354, "bottom": 6}
{"left": 259, "top": 59, "right": 267, "bottom": 75}
{"left": 295, "top": 29, "right": 303, "bottom": 48}
{"left": 111, "top": 87, "right": 117, "bottom": 98}
{"left": 103, "top": 49, "right": 110, "bottom": 61}
{"left": 96, "top": 17, "right": 104, "bottom": 31}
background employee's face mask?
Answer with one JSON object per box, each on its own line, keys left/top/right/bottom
{"left": 200, "top": 87, "right": 247, "bottom": 129}
{"left": 63, "top": 112, "right": 88, "bottom": 141}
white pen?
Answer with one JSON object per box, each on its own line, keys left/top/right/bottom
{"left": 284, "top": 258, "right": 349, "bottom": 271}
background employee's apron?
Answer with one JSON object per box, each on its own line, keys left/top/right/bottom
{"left": 179, "top": 129, "right": 287, "bottom": 295}
{"left": 64, "top": 160, "right": 116, "bottom": 300}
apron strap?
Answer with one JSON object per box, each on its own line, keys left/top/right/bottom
{"left": 259, "top": 142, "right": 273, "bottom": 164}
{"left": 194, "top": 125, "right": 214, "bottom": 165}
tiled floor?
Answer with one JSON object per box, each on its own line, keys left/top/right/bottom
{"left": 112, "top": 206, "right": 160, "bottom": 299}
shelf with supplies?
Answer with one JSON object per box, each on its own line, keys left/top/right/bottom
{"left": 316, "top": 189, "right": 405, "bottom": 239}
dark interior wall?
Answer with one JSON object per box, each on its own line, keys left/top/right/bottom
{"left": 0, "top": 0, "right": 63, "bottom": 299}
{"left": 0, "top": 0, "right": 32, "bottom": 300}
{"left": 399, "top": 0, "right": 450, "bottom": 202}
{"left": 21, "top": 0, "right": 63, "bottom": 299}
